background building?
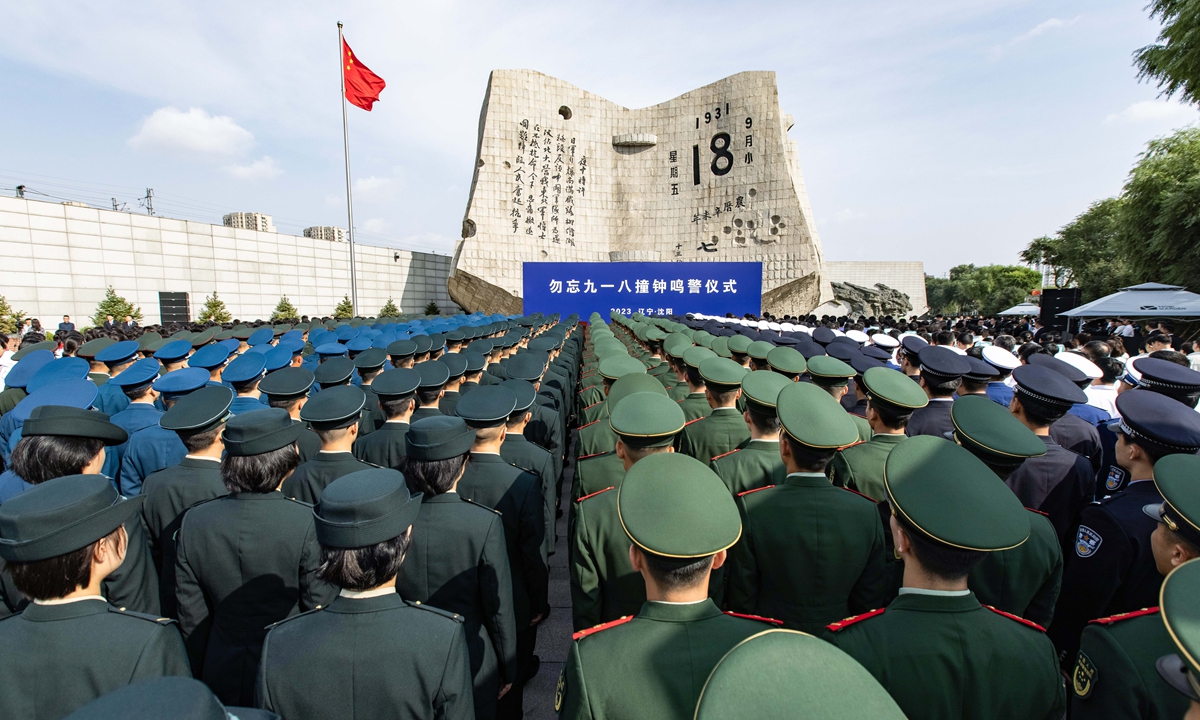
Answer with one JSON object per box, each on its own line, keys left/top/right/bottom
{"left": 0, "top": 197, "right": 456, "bottom": 325}
{"left": 303, "top": 226, "right": 347, "bottom": 242}
{"left": 813, "top": 261, "right": 929, "bottom": 317}
{"left": 222, "top": 212, "right": 276, "bottom": 233}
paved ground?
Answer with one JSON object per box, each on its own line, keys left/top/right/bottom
{"left": 524, "top": 431, "right": 577, "bottom": 719}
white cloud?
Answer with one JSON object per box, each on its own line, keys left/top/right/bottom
{"left": 128, "top": 106, "right": 254, "bottom": 157}
{"left": 1009, "top": 17, "right": 1078, "bottom": 45}
{"left": 353, "top": 176, "right": 391, "bottom": 197}
{"left": 1105, "top": 100, "right": 1199, "bottom": 126}
{"left": 361, "top": 218, "right": 389, "bottom": 234}
{"left": 225, "top": 156, "right": 282, "bottom": 179}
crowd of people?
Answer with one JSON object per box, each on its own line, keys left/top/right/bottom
{"left": 1, "top": 306, "right": 1199, "bottom": 719}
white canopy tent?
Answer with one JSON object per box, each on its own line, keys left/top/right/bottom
{"left": 1058, "top": 283, "right": 1200, "bottom": 318}
{"left": 998, "top": 303, "right": 1042, "bottom": 316}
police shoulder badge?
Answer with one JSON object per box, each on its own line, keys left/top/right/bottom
{"left": 1076, "top": 526, "right": 1103, "bottom": 558}
{"left": 1105, "top": 466, "right": 1126, "bottom": 492}
{"left": 554, "top": 668, "right": 566, "bottom": 712}
{"left": 1073, "top": 651, "right": 1097, "bottom": 698}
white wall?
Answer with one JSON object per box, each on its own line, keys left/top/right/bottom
{"left": 0, "top": 197, "right": 456, "bottom": 326}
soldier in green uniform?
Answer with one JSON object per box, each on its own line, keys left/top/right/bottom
{"left": 662, "top": 337, "right": 693, "bottom": 401}
{"left": 571, "top": 392, "right": 687, "bottom": 631}
{"left": 499, "top": 379, "right": 556, "bottom": 558}
{"left": 282, "top": 385, "right": 373, "bottom": 504}
{"left": 175, "top": 409, "right": 336, "bottom": 705}
{"left": 387, "top": 338, "right": 418, "bottom": 370}
{"left": 727, "top": 335, "right": 753, "bottom": 368}
{"left": 828, "top": 436, "right": 1066, "bottom": 720}
{"left": 353, "top": 346, "right": 388, "bottom": 435}
{"left": 575, "top": 375, "right": 671, "bottom": 495}
{"left": 504, "top": 353, "right": 565, "bottom": 485}
{"left": 712, "top": 370, "right": 790, "bottom": 496}
{"left": 677, "top": 347, "right": 717, "bottom": 422}
{"left": 807, "top": 355, "right": 871, "bottom": 441}
{"left": 677, "top": 357, "right": 750, "bottom": 466}
{"left": 1068, "top": 453, "right": 1200, "bottom": 719}
{"left": 580, "top": 355, "right": 646, "bottom": 427}
{"left": 827, "top": 366, "right": 926, "bottom": 501}
{"left": 256, "top": 469, "right": 475, "bottom": 720}
{"left": 766, "top": 345, "right": 806, "bottom": 382}
{"left": 412, "top": 361, "right": 450, "bottom": 422}
{"left": 437, "top": 352, "right": 469, "bottom": 418}
{"left": 727, "top": 382, "right": 887, "bottom": 633}
{"left": 950, "top": 395, "right": 1063, "bottom": 628}
{"left": 352, "top": 367, "right": 419, "bottom": 470}
{"left": 0, "top": 474, "right": 191, "bottom": 719}
{"left": 558, "top": 452, "right": 779, "bottom": 720}
{"left": 694, "top": 628, "right": 906, "bottom": 719}
{"left": 1155, "top": 557, "right": 1200, "bottom": 719}
{"left": 746, "top": 340, "right": 773, "bottom": 371}
{"left": 140, "top": 386, "right": 234, "bottom": 616}
{"left": 396, "top": 416, "right": 517, "bottom": 720}
{"left": 258, "top": 367, "right": 321, "bottom": 462}
{"left": 453, "top": 386, "right": 546, "bottom": 720}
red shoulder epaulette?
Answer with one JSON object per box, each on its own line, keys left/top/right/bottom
{"left": 577, "top": 419, "right": 601, "bottom": 430}
{"left": 577, "top": 451, "right": 610, "bottom": 461}
{"left": 724, "top": 611, "right": 784, "bottom": 626}
{"left": 1089, "top": 606, "right": 1159, "bottom": 626}
{"left": 842, "top": 487, "right": 877, "bottom": 503}
{"left": 711, "top": 448, "right": 740, "bottom": 462}
{"left": 1025, "top": 507, "right": 1050, "bottom": 517}
{"left": 575, "top": 486, "right": 614, "bottom": 503}
{"left": 983, "top": 605, "right": 1046, "bottom": 632}
{"left": 683, "top": 417, "right": 704, "bottom": 427}
{"left": 737, "top": 484, "right": 776, "bottom": 497}
{"left": 826, "top": 608, "right": 885, "bottom": 632}
{"left": 572, "top": 615, "right": 633, "bottom": 640}
{"left": 838, "top": 440, "right": 866, "bottom": 451}
{"left": 583, "top": 401, "right": 603, "bottom": 411}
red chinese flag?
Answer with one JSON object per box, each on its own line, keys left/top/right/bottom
{"left": 342, "top": 38, "right": 385, "bottom": 111}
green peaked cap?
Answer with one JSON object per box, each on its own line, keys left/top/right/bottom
{"left": 861, "top": 366, "right": 928, "bottom": 412}
{"left": 805, "top": 355, "right": 851, "bottom": 385}
{"left": 884, "top": 436, "right": 1030, "bottom": 551}
{"left": 1152, "top": 454, "right": 1200, "bottom": 549}
{"left": 767, "top": 346, "right": 807, "bottom": 376}
{"left": 699, "top": 357, "right": 750, "bottom": 389}
{"left": 610, "top": 392, "right": 686, "bottom": 448}
{"left": 618, "top": 453, "right": 741, "bottom": 557}
{"left": 727, "top": 335, "right": 753, "bottom": 354}
{"left": 607, "top": 373, "right": 669, "bottom": 411}
{"left": 747, "top": 341, "right": 775, "bottom": 361}
{"left": 741, "top": 371, "right": 792, "bottom": 415}
{"left": 598, "top": 355, "right": 645, "bottom": 380}
{"left": 950, "top": 394, "right": 1044, "bottom": 467}
{"left": 683, "top": 346, "right": 717, "bottom": 369}
{"left": 777, "top": 383, "right": 860, "bottom": 449}
{"left": 711, "top": 336, "right": 732, "bottom": 358}
{"left": 695, "top": 629, "right": 907, "bottom": 720}
{"left": 1160, "top": 559, "right": 1200, "bottom": 685}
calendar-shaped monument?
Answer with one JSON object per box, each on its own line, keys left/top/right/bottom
{"left": 449, "top": 70, "right": 831, "bottom": 316}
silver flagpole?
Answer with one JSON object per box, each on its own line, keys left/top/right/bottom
{"left": 338, "top": 21, "right": 359, "bottom": 316}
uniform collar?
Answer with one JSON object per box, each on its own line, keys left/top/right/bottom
{"left": 710, "top": 406, "right": 740, "bottom": 414}
{"left": 637, "top": 597, "right": 722, "bottom": 622}
{"left": 21, "top": 597, "right": 111, "bottom": 621}
{"left": 470, "top": 452, "right": 504, "bottom": 462}
{"left": 870, "top": 433, "right": 907, "bottom": 444}
{"left": 326, "top": 592, "right": 406, "bottom": 614}
{"left": 898, "top": 587, "right": 971, "bottom": 597}
{"left": 339, "top": 586, "right": 396, "bottom": 599}
{"left": 889, "top": 590, "right": 981, "bottom": 613}
{"left": 505, "top": 433, "right": 528, "bottom": 443}
{"left": 316, "top": 451, "right": 355, "bottom": 461}
{"left": 183, "top": 455, "right": 221, "bottom": 464}
{"left": 783, "top": 473, "right": 831, "bottom": 488}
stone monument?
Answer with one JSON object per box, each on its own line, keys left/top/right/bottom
{"left": 450, "top": 70, "right": 831, "bottom": 316}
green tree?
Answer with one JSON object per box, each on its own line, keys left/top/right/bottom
{"left": 333, "top": 295, "right": 355, "bottom": 319}
{"left": 1118, "top": 127, "right": 1200, "bottom": 288}
{"left": 924, "top": 276, "right": 963, "bottom": 315}
{"left": 271, "top": 296, "right": 299, "bottom": 321}
{"left": 924, "top": 264, "right": 1041, "bottom": 316}
{"left": 91, "top": 286, "right": 143, "bottom": 328}
{"left": 379, "top": 298, "right": 400, "bottom": 317}
{"left": 423, "top": 301, "right": 440, "bottom": 316}
{"left": 0, "top": 296, "right": 26, "bottom": 335}
{"left": 1021, "top": 198, "right": 1130, "bottom": 301}
{"left": 1135, "top": 1, "right": 1200, "bottom": 106}
{"left": 198, "top": 291, "right": 232, "bottom": 324}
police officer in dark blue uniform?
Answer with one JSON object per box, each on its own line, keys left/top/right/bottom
{"left": 93, "top": 340, "right": 142, "bottom": 415}
{"left": 905, "top": 345, "right": 970, "bottom": 439}
{"left": 223, "top": 354, "right": 268, "bottom": 416}
{"left": 119, "top": 368, "right": 210, "bottom": 497}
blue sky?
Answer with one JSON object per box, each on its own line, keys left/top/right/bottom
{"left": 1, "top": 0, "right": 1195, "bottom": 274}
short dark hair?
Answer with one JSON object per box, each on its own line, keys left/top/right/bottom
{"left": 617, "top": 442, "right": 673, "bottom": 464}
{"left": 1149, "top": 350, "right": 1188, "bottom": 367}
{"left": 639, "top": 548, "right": 714, "bottom": 590}
{"left": 231, "top": 379, "right": 261, "bottom": 395}
{"left": 267, "top": 396, "right": 304, "bottom": 413}
{"left": 685, "top": 366, "right": 704, "bottom": 387}
{"left": 403, "top": 454, "right": 468, "bottom": 496}
{"left": 869, "top": 402, "right": 913, "bottom": 430}
{"left": 921, "top": 373, "right": 961, "bottom": 397}
{"left": 318, "top": 530, "right": 411, "bottom": 591}
{"left": 707, "top": 386, "right": 739, "bottom": 406}
{"left": 416, "top": 388, "right": 442, "bottom": 407}
{"left": 5, "top": 526, "right": 123, "bottom": 600}
{"left": 896, "top": 513, "right": 983, "bottom": 581}
{"left": 221, "top": 444, "right": 299, "bottom": 493}
{"left": 1096, "top": 357, "right": 1123, "bottom": 384}
{"left": 10, "top": 435, "right": 105, "bottom": 485}
{"left": 933, "top": 331, "right": 954, "bottom": 346}
{"left": 961, "top": 378, "right": 989, "bottom": 394}
{"left": 315, "top": 425, "right": 354, "bottom": 446}
{"left": 1015, "top": 393, "right": 1068, "bottom": 426}
{"left": 180, "top": 424, "right": 223, "bottom": 454}
{"left": 746, "top": 408, "right": 779, "bottom": 434}
{"left": 785, "top": 436, "right": 837, "bottom": 472}
{"left": 379, "top": 395, "right": 415, "bottom": 419}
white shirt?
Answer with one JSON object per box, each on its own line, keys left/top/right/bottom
{"left": 338, "top": 586, "right": 396, "bottom": 599}
{"left": 1085, "top": 384, "right": 1119, "bottom": 419}
{"left": 898, "top": 588, "right": 971, "bottom": 597}
{"left": 0, "top": 350, "right": 16, "bottom": 383}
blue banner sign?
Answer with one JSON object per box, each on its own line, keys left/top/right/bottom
{"left": 522, "top": 262, "right": 762, "bottom": 318}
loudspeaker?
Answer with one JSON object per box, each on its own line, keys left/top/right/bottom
{"left": 1040, "top": 289, "right": 1080, "bottom": 332}
{"left": 159, "top": 292, "right": 191, "bottom": 324}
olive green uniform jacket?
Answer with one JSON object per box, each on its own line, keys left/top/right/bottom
{"left": 281, "top": 451, "right": 375, "bottom": 505}
{"left": 676, "top": 392, "right": 711, "bottom": 423}
{"left": 576, "top": 417, "right": 617, "bottom": 459}
{"left": 667, "top": 383, "right": 689, "bottom": 403}
{"left": 830, "top": 591, "right": 1067, "bottom": 720}
{"left": 969, "top": 508, "right": 1063, "bottom": 629}
{"left": 677, "top": 407, "right": 750, "bottom": 467}
{"left": 175, "top": 492, "right": 336, "bottom": 706}
{"left": 140, "top": 456, "right": 227, "bottom": 617}
{"left": 457, "top": 453, "right": 548, "bottom": 628}
{"left": 557, "top": 600, "right": 775, "bottom": 720}
{"left": 294, "top": 420, "right": 321, "bottom": 463}
{"left": 0, "top": 599, "right": 191, "bottom": 720}
{"left": 827, "top": 432, "right": 907, "bottom": 502}
{"left": 727, "top": 473, "right": 888, "bottom": 633}
{"left": 396, "top": 493, "right": 517, "bottom": 720}
{"left": 711, "top": 439, "right": 785, "bottom": 496}
{"left": 501, "top": 433, "right": 557, "bottom": 558}
{"left": 352, "top": 421, "right": 409, "bottom": 470}
{"left": 1069, "top": 607, "right": 1187, "bottom": 720}
{"left": 257, "top": 593, "right": 475, "bottom": 720}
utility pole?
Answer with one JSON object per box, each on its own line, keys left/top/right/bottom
{"left": 140, "top": 188, "right": 155, "bottom": 216}
{"left": 338, "top": 21, "right": 359, "bottom": 316}
{"left": 15, "top": 185, "right": 24, "bottom": 198}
